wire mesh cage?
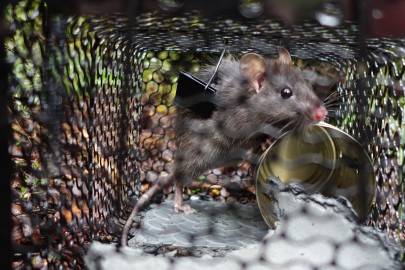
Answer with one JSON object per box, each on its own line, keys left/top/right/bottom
{"left": 2, "top": 0, "right": 405, "bottom": 269}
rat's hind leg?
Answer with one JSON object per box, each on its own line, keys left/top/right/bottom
{"left": 174, "top": 181, "right": 196, "bottom": 214}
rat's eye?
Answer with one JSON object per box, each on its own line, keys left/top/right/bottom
{"left": 281, "top": 88, "right": 293, "bottom": 99}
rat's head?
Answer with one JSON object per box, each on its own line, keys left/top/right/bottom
{"left": 239, "top": 48, "right": 327, "bottom": 129}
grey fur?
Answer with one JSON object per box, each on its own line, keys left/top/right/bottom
{"left": 173, "top": 56, "right": 324, "bottom": 185}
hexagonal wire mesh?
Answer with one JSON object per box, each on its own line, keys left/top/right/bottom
{"left": 4, "top": 0, "right": 404, "bottom": 269}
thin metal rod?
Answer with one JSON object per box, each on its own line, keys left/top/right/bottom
{"left": 205, "top": 39, "right": 229, "bottom": 91}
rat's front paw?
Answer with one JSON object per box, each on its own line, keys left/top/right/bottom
{"left": 174, "top": 203, "right": 196, "bottom": 215}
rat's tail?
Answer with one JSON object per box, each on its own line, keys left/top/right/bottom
{"left": 121, "top": 173, "right": 175, "bottom": 246}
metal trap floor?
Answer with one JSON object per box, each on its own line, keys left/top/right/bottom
{"left": 128, "top": 200, "right": 268, "bottom": 253}
{"left": 86, "top": 183, "right": 402, "bottom": 270}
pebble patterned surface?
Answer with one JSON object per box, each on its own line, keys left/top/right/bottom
{"left": 90, "top": 182, "right": 401, "bottom": 270}
{"left": 128, "top": 199, "right": 269, "bottom": 249}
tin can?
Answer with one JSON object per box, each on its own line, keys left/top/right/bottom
{"left": 255, "top": 122, "right": 376, "bottom": 228}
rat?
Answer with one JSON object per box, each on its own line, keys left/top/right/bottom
{"left": 121, "top": 47, "right": 327, "bottom": 246}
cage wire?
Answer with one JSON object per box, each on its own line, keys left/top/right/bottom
{"left": 3, "top": 0, "right": 405, "bottom": 269}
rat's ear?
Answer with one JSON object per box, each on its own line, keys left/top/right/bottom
{"left": 240, "top": 53, "right": 267, "bottom": 93}
{"left": 277, "top": 47, "right": 292, "bottom": 65}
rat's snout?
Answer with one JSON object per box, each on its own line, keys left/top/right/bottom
{"left": 311, "top": 105, "right": 328, "bottom": 122}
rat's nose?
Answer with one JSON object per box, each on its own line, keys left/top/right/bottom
{"left": 312, "top": 106, "right": 328, "bottom": 122}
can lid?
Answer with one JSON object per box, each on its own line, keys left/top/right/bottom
{"left": 255, "top": 123, "right": 375, "bottom": 228}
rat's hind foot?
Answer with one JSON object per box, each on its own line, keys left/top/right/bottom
{"left": 174, "top": 181, "right": 196, "bottom": 214}
{"left": 174, "top": 203, "right": 196, "bottom": 214}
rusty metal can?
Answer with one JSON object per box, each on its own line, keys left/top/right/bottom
{"left": 255, "top": 122, "right": 376, "bottom": 228}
